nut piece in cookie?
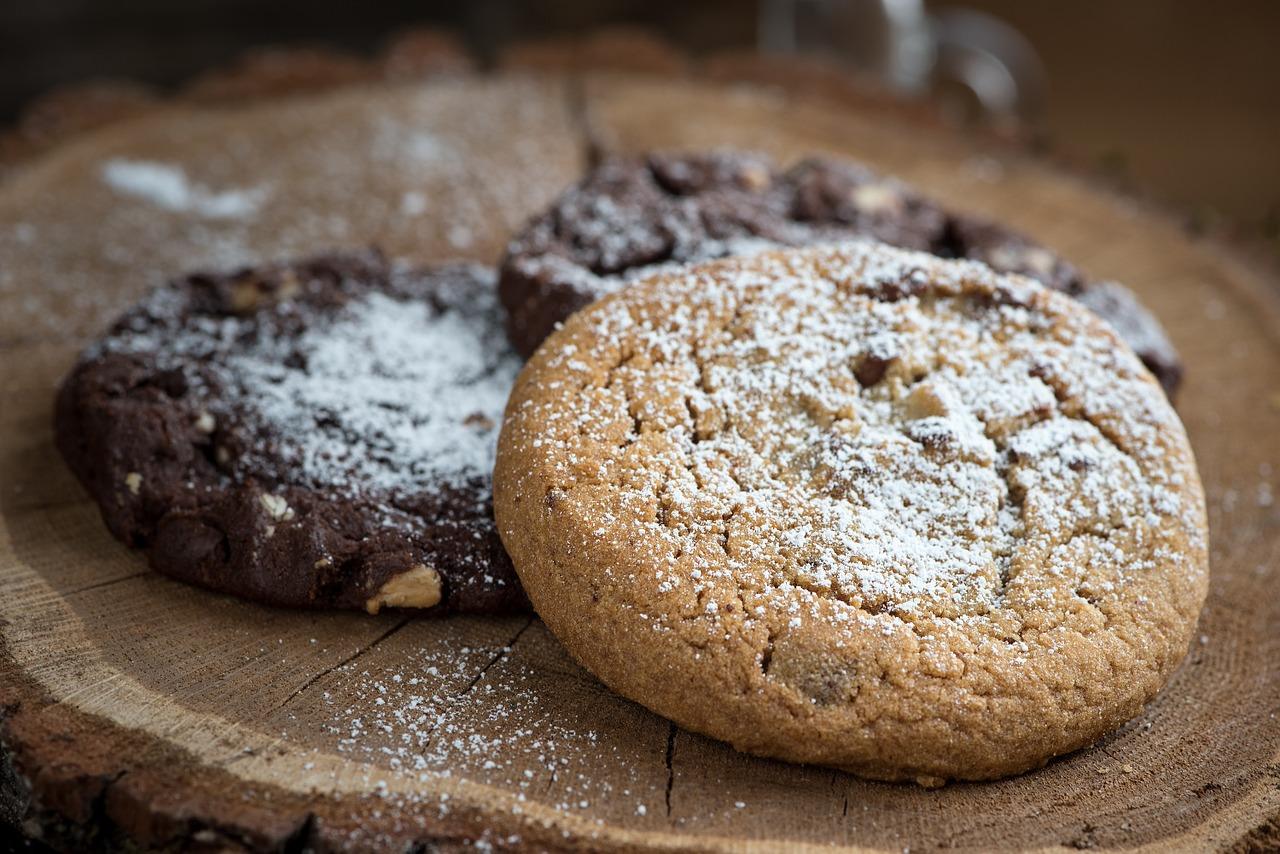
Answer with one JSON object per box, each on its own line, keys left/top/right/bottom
{"left": 54, "top": 251, "right": 528, "bottom": 614}
{"left": 365, "top": 565, "right": 443, "bottom": 614}
{"left": 494, "top": 242, "right": 1208, "bottom": 783}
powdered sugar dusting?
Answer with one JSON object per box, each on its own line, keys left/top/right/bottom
{"left": 515, "top": 240, "right": 1207, "bottom": 633}
{"left": 101, "top": 263, "right": 520, "bottom": 503}
{"left": 230, "top": 291, "right": 519, "bottom": 493}
{"left": 1, "top": 79, "right": 583, "bottom": 344}
{"left": 290, "top": 626, "right": 665, "bottom": 819}
{"left": 101, "top": 158, "right": 268, "bottom": 219}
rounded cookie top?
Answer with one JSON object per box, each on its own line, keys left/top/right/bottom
{"left": 497, "top": 150, "right": 1183, "bottom": 396}
{"left": 494, "top": 241, "right": 1208, "bottom": 783}
{"left": 56, "top": 251, "right": 528, "bottom": 614}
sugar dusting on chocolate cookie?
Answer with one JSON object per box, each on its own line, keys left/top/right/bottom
{"left": 219, "top": 289, "right": 516, "bottom": 497}
{"left": 55, "top": 251, "right": 527, "bottom": 613}
{"left": 498, "top": 150, "right": 1184, "bottom": 397}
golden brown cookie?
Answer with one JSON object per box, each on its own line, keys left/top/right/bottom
{"left": 494, "top": 241, "right": 1209, "bottom": 784}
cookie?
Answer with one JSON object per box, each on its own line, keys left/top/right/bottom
{"left": 497, "top": 150, "right": 1184, "bottom": 396}
{"left": 55, "top": 251, "right": 528, "bottom": 614}
{"left": 1076, "top": 280, "right": 1184, "bottom": 395}
{"left": 494, "top": 242, "right": 1208, "bottom": 783}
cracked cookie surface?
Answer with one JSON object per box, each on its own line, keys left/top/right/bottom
{"left": 494, "top": 241, "right": 1208, "bottom": 782}
{"left": 55, "top": 251, "right": 528, "bottom": 613}
{"left": 497, "top": 150, "right": 1183, "bottom": 396}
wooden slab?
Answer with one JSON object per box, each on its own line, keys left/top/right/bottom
{"left": 2, "top": 67, "right": 1279, "bottom": 852}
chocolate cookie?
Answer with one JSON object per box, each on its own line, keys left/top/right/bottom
{"left": 497, "top": 150, "right": 1183, "bottom": 396}
{"left": 55, "top": 251, "right": 528, "bottom": 614}
{"left": 494, "top": 242, "right": 1208, "bottom": 783}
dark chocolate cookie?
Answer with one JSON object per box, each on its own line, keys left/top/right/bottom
{"left": 55, "top": 251, "right": 528, "bottom": 614}
{"left": 498, "top": 150, "right": 1183, "bottom": 396}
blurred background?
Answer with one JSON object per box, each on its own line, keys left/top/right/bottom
{"left": 0, "top": 0, "right": 1276, "bottom": 238}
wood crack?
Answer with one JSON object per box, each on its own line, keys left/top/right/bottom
{"left": 63, "top": 570, "right": 150, "bottom": 597}
{"left": 271, "top": 616, "right": 411, "bottom": 713}
{"left": 663, "top": 721, "right": 677, "bottom": 820}
{"left": 281, "top": 810, "right": 316, "bottom": 854}
{"left": 0, "top": 494, "right": 95, "bottom": 516}
{"left": 420, "top": 616, "right": 537, "bottom": 751}
{"left": 457, "top": 616, "right": 536, "bottom": 699}
{"left": 541, "top": 767, "right": 559, "bottom": 797}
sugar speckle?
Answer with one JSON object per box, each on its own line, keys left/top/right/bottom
{"left": 102, "top": 158, "right": 268, "bottom": 219}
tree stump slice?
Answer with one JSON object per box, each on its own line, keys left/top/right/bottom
{"left": 1, "top": 62, "right": 1279, "bottom": 853}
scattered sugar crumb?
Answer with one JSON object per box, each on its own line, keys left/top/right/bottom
{"left": 102, "top": 158, "right": 268, "bottom": 219}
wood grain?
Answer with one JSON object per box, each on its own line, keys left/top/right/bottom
{"left": 1, "top": 59, "right": 1279, "bottom": 852}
